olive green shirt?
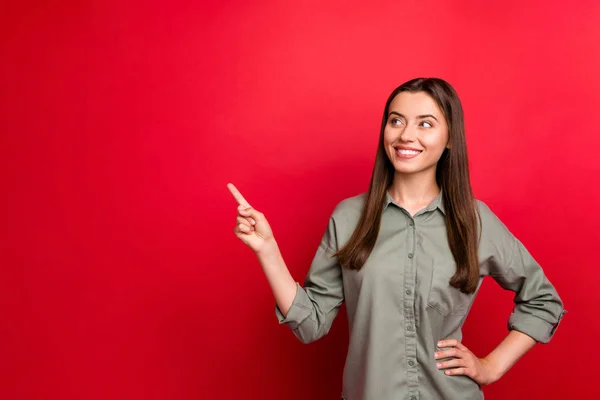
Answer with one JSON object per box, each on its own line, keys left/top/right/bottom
{"left": 275, "top": 191, "right": 566, "bottom": 400}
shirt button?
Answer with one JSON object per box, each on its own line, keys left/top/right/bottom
{"left": 409, "top": 220, "right": 414, "bottom": 226}
{"left": 406, "top": 325, "right": 414, "bottom": 331}
{"left": 408, "top": 253, "right": 414, "bottom": 259}
{"left": 408, "top": 360, "right": 415, "bottom": 367}
{"left": 405, "top": 289, "right": 411, "bottom": 295}
{"left": 410, "top": 397, "right": 417, "bottom": 400}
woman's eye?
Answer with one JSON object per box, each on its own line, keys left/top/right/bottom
{"left": 420, "top": 121, "right": 433, "bottom": 128}
{"left": 391, "top": 118, "right": 403, "bottom": 126}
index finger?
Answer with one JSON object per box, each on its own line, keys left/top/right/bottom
{"left": 227, "top": 183, "right": 252, "bottom": 207}
{"left": 437, "top": 339, "right": 466, "bottom": 351}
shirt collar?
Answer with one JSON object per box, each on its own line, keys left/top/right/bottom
{"left": 384, "top": 188, "right": 446, "bottom": 215}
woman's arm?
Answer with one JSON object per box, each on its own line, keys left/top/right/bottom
{"left": 482, "top": 330, "right": 536, "bottom": 381}
{"left": 477, "top": 200, "right": 566, "bottom": 344}
{"left": 228, "top": 183, "right": 345, "bottom": 344}
{"left": 435, "top": 200, "right": 567, "bottom": 384}
{"left": 435, "top": 330, "right": 536, "bottom": 385}
{"left": 228, "top": 183, "right": 297, "bottom": 316}
{"left": 255, "top": 239, "right": 297, "bottom": 317}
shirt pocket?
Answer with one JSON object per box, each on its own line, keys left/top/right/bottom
{"left": 427, "top": 259, "right": 475, "bottom": 316}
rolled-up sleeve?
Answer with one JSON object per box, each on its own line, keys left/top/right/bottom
{"left": 275, "top": 214, "right": 344, "bottom": 344}
{"left": 478, "top": 201, "right": 566, "bottom": 343}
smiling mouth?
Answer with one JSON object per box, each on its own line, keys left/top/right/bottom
{"left": 396, "top": 149, "right": 422, "bottom": 156}
{"left": 394, "top": 147, "right": 423, "bottom": 159}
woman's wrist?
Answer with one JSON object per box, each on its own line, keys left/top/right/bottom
{"left": 256, "top": 239, "right": 281, "bottom": 265}
{"left": 480, "top": 355, "right": 503, "bottom": 384}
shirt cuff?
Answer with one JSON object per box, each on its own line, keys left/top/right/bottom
{"left": 275, "top": 282, "right": 313, "bottom": 330}
{"left": 508, "top": 309, "right": 567, "bottom": 343}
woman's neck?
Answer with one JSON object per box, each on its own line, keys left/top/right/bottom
{"left": 388, "top": 173, "right": 440, "bottom": 214}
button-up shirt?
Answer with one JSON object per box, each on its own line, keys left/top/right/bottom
{"left": 275, "top": 191, "right": 566, "bottom": 400}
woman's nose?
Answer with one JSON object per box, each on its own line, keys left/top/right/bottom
{"left": 398, "top": 124, "right": 417, "bottom": 142}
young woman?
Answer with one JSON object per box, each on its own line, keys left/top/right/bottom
{"left": 227, "top": 77, "right": 566, "bottom": 400}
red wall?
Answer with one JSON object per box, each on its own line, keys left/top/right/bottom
{"left": 1, "top": 1, "right": 598, "bottom": 399}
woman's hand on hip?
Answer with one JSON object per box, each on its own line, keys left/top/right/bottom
{"left": 435, "top": 339, "right": 500, "bottom": 386}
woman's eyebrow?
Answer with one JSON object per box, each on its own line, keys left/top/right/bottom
{"left": 417, "top": 114, "right": 438, "bottom": 121}
{"left": 388, "top": 111, "right": 438, "bottom": 122}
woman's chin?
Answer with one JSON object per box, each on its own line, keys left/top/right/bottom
{"left": 392, "top": 163, "right": 437, "bottom": 178}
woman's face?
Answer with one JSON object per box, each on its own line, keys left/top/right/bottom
{"left": 383, "top": 91, "right": 449, "bottom": 178}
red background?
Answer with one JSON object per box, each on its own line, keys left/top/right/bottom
{"left": 1, "top": 1, "right": 598, "bottom": 399}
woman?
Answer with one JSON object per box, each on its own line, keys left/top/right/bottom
{"left": 227, "top": 77, "right": 566, "bottom": 400}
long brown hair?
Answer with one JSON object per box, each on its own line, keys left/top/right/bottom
{"left": 335, "top": 77, "right": 480, "bottom": 294}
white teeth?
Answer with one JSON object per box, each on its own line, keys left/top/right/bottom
{"left": 397, "top": 149, "right": 421, "bottom": 155}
